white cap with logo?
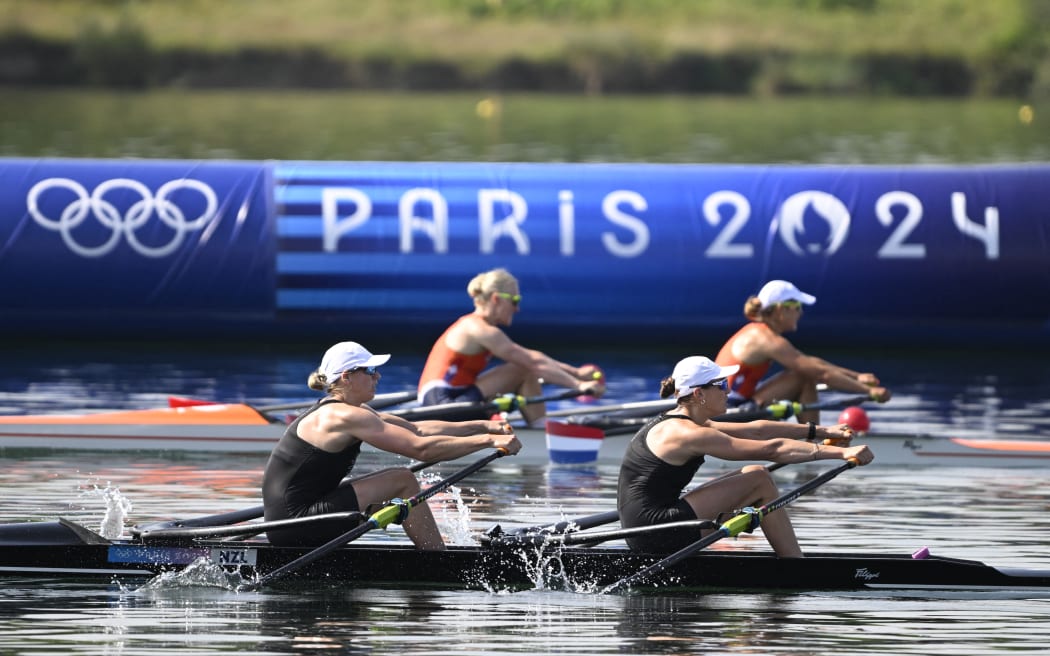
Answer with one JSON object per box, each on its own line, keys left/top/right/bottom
{"left": 757, "top": 280, "right": 817, "bottom": 310}
{"left": 318, "top": 342, "right": 391, "bottom": 379}
{"left": 672, "top": 356, "right": 740, "bottom": 399}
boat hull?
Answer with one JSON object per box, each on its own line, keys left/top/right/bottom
{"left": 1, "top": 521, "right": 1047, "bottom": 592}
{"left": 0, "top": 422, "right": 286, "bottom": 453}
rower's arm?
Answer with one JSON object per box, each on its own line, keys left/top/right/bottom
{"left": 769, "top": 339, "right": 885, "bottom": 397}
{"left": 710, "top": 419, "right": 811, "bottom": 441}
{"left": 384, "top": 415, "right": 511, "bottom": 437}
{"left": 357, "top": 413, "right": 521, "bottom": 462}
{"left": 700, "top": 431, "right": 871, "bottom": 466}
{"left": 477, "top": 325, "right": 598, "bottom": 392}
{"left": 711, "top": 419, "right": 855, "bottom": 445}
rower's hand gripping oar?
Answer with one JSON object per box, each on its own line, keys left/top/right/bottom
{"left": 240, "top": 448, "right": 509, "bottom": 591}
{"left": 603, "top": 458, "right": 862, "bottom": 594}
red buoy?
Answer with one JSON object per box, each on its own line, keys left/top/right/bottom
{"left": 838, "top": 406, "right": 871, "bottom": 433}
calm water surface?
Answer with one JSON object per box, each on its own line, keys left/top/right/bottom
{"left": 0, "top": 342, "right": 1048, "bottom": 654}
{"left": 2, "top": 90, "right": 1045, "bottom": 164}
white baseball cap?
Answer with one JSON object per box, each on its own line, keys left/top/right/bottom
{"left": 318, "top": 342, "right": 390, "bottom": 379}
{"left": 757, "top": 280, "right": 816, "bottom": 309}
{"left": 672, "top": 356, "right": 740, "bottom": 399}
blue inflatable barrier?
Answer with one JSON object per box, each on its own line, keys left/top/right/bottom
{"left": 1, "top": 158, "right": 1047, "bottom": 346}
{"left": 0, "top": 158, "right": 273, "bottom": 332}
{"left": 273, "top": 161, "right": 1048, "bottom": 345}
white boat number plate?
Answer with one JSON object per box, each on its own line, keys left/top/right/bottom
{"left": 211, "top": 547, "right": 258, "bottom": 566}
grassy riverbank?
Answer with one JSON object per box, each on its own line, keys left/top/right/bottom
{"left": 1, "top": 0, "right": 1048, "bottom": 96}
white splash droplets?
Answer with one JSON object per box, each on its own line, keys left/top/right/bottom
{"left": 79, "top": 482, "right": 133, "bottom": 539}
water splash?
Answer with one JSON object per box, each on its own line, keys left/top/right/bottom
{"left": 437, "top": 484, "right": 475, "bottom": 545}
{"left": 79, "top": 482, "right": 133, "bottom": 539}
{"left": 137, "top": 556, "right": 249, "bottom": 591}
{"left": 419, "top": 471, "right": 475, "bottom": 546}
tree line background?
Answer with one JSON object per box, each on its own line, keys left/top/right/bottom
{"left": 1, "top": 0, "right": 1048, "bottom": 97}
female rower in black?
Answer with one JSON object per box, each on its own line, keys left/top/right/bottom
{"left": 617, "top": 355, "right": 872, "bottom": 556}
{"left": 263, "top": 341, "right": 520, "bottom": 550}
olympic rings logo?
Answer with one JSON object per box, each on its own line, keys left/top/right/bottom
{"left": 26, "top": 177, "right": 219, "bottom": 258}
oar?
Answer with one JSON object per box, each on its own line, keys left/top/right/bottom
{"left": 553, "top": 519, "right": 722, "bottom": 548}
{"left": 481, "top": 509, "right": 621, "bottom": 547}
{"left": 132, "top": 460, "right": 437, "bottom": 535}
{"left": 603, "top": 458, "right": 861, "bottom": 594}
{"left": 241, "top": 448, "right": 509, "bottom": 591}
{"left": 575, "top": 395, "right": 873, "bottom": 436}
{"left": 139, "top": 511, "right": 369, "bottom": 541}
{"left": 717, "top": 395, "right": 872, "bottom": 423}
{"left": 547, "top": 398, "right": 676, "bottom": 419}
{"left": 390, "top": 388, "right": 586, "bottom": 422}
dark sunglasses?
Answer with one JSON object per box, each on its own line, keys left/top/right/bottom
{"left": 698, "top": 378, "right": 729, "bottom": 392}
{"left": 347, "top": 366, "right": 379, "bottom": 376}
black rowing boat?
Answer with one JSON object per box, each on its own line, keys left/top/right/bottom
{"left": 2, "top": 518, "right": 1048, "bottom": 593}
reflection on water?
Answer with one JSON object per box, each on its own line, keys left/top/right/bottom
{"left": 1, "top": 452, "right": 1049, "bottom": 655}
{"left": 3, "top": 91, "right": 1047, "bottom": 165}
{"left": 5, "top": 578, "right": 1049, "bottom": 655}
{"left": 1, "top": 343, "right": 1049, "bottom": 653}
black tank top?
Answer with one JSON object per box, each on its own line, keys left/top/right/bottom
{"left": 617, "top": 413, "right": 706, "bottom": 531}
{"left": 262, "top": 398, "right": 364, "bottom": 522}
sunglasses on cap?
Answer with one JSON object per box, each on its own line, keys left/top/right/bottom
{"left": 495, "top": 292, "right": 521, "bottom": 306}
{"left": 779, "top": 300, "right": 803, "bottom": 309}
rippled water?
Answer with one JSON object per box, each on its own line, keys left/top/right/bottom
{"left": 0, "top": 342, "right": 1049, "bottom": 654}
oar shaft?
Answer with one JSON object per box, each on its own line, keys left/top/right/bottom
{"left": 715, "top": 395, "right": 872, "bottom": 423}
{"left": 392, "top": 389, "right": 583, "bottom": 421}
{"left": 249, "top": 390, "right": 417, "bottom": 415}
{"left": 547, "top": 398, "right": 675, "bottom": 419}
{"left": 407, "top": 449, "right": 507, "bottom": 507}
{"left": 485, "top": 510, "right": 621, "bottom": 547}
{"left": 558, "top": 519, "right": 720, "bottom": 547}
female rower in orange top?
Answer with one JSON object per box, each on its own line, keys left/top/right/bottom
{"left": 417, "top": 268, "right": 606, "bottom": 426}
{"left": 715, "top": 280, "right": 892, "bottom": 424}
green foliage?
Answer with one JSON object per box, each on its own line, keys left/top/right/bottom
{"left": 454, "top": 0, "right": 634, "bottom": 20}
{"left": 72, "top": 12, "right": 151, "bottom": 87}
{"left": 792, "top": 0, "right": 878, "bottom": 10}
{"left": 0, "top": 0, "right": 1045, "bottom": 97}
